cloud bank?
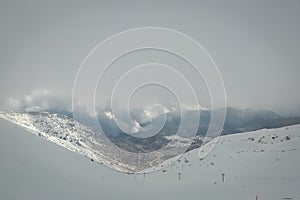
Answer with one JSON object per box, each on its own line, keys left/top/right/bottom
{"left": 4, "top": 89, "right": 72, "bottom": 114}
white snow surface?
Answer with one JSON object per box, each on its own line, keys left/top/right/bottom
{"left": 0, "top": 112, "right": 300, "bottom": 199}
{"left": 0, "top": 112, "right": 193, "bottom": 173}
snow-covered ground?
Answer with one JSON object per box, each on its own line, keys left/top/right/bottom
{"left": 0, "top": 112, "right": 204, "bottom": 173}
{"left": 0, "top": 116, "right": 300, "bottom": 200}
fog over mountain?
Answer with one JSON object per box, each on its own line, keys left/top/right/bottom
{"left": 2, "top": 89, "right": 300, "bottom": 137}
{"left": 1, "top": 0, "right": 300, "bottom": 116}
{"left": 1, "top": 106, "right": 300, "bottom": 173}
{"left": 3, "top": 90, "right": 300, "bottom": 155}
{"left": 1, "top": 1, "right": 300, "bottom": 199}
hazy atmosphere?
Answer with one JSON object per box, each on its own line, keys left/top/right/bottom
{"left": 1, "top": 1, "right": 300, "bottom": 200}
{"left": 0, "top": 0, "right": 300, "bottom": 116}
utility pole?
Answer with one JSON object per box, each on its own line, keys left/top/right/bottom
{"left": 222, "top": 173, "right": 225, "bottom": 182}
{"left": 137, "top": 151, "right": 141, "bottom": 170}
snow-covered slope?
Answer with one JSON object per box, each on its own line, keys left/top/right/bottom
{"left": 0, "top": 112, "right": 195, "bottom": 173}
{"left": 0, "top": 117, "right": 299, "bottom": 200}
{"left": 0, "top": 112, "right": 139, "bottom": 172}
{"left": 0, "top": 112, "right": 300, "bottom": 200}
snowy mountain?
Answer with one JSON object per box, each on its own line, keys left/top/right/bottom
{"left": 0, "top": 115, "right": 299, "bottom": 200}
{"left": 0, "top": 111, "right": 195, "bottom": 173}
{"left": 0, "top": 112, "right": 121, "bottom": 169}
{"left": 1, "top": 110, "right": 300, "bottom": 175}
{"left": 97, "top": 107, "right": 300, "bottom": 140}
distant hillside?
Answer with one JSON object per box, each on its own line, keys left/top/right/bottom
{"left": 221, "top": 107, "right": 300, "bottom": 134}
{"left": 95, "top": 107, "right": 300, "bottom": 153}
{"left": 22, "top": 107, "right": 300, "bottom": 153}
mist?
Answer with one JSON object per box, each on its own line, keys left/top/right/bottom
{"left": 0, "top": 0, "right": 300, "bottom": 116}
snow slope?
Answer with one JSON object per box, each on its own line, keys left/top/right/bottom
{"left": 0, "top": 116, "right": 299, "bottom": 200}
{"left": 0, "top": 112, "right": 199, "bottom": 173}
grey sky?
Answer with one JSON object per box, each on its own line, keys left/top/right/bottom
{"left": 0, "top": 0, "right": 300, "bottom": 115}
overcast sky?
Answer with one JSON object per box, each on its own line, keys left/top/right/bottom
{"left": 0, "top": 0, "right": 300, "bottom": 116}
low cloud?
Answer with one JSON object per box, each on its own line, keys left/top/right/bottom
{"left": 182, "top": 103, "right": 208, "bottom": 111}
{"left": 4, "top": 89, "right": 72, "bottom": 114}
{"left": 104, "top": 111, "right": 115, "bottom": 120}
